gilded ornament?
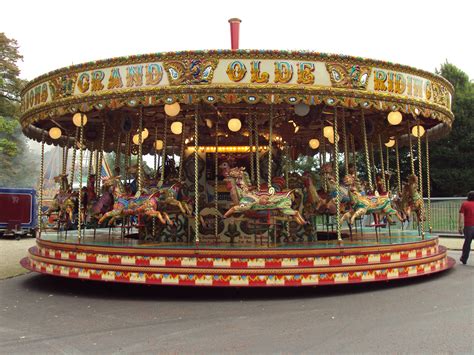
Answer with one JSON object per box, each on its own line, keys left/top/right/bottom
{"left": 48, "top": 73, "right": 78, "bottom": 100}
{"left": 164, "top": 59, "right": 218, "bottom": 85}
{"left": 226, "top": 61, "right": 247, "bottom": 82}
{"left": 297, "top": 62, "right": 315, "bottom": 84}
{"left": 274, "top": 61, "right": 293, "bottom": 83}
{"left": 250, "top": 61, "right": 269, "bottom": 83}
{"left": 326, "top": 63, "right": 371, "bottom": 89}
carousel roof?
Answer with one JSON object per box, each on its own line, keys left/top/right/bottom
{"left": 20, "top": 49, "right": 454, "bottom": 154}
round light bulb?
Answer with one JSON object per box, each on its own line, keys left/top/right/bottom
{"left": 72, "top": 112, "right": 87, "bottom": 127}
{"left": 164, "top": 102, "right": 181, "bottom": 117}
{"left": 228, "top": 118, "right": 242, "bottom": 132}
{"left": 387, "top": 111, "right": 403, "bottom": 125}
{"left": 49, "top": 127, "right": 62, "bottom": 140}
{"left": 412, "top": 125, "right": 425, "bottom": 137}
{"left": 141, "top": 128, "right": 149, "bottom": 139}
{"left": 294, "top": 103, "right": 310, "bottom": 117}
{"left": 132, "top": 134, "right": 142, "bottom": 145}
{"left": 309, "top": 138, "right": 320, "bottom": 149}
{"left": 323, "top": 125, "right": 334, "bottom": 139}
{"left": 170, "top": 121, "right": 183, "bottom": 135}
{"left": 154, "top": 139, "right": 163, "bottom": 150}
{"left": 384, "top": 139, "right": 396, "bottom": 148}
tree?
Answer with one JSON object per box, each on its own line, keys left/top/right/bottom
{"left": 429, "top": 63, "right": 474, "bottom": 196}
{"left": 0, "top": 33, "right": 39, "bottom": 187}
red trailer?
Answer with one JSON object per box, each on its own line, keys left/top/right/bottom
{"left": 0, "top": 188, "right": 37, "bottom": 239}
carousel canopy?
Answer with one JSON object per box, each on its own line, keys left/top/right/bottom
{"left": 20, "top": 50, "right": 454, "bottom": 154}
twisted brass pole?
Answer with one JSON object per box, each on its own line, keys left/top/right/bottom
{"left": 38, "top": 134, "right": 45, "bottom": 238}
{"left": 334, "top": 108, "right": 341, "bottom": 242}
{"left": 194, "top": 104, "right": 200, "bottom": 245}
{"left": 361, "top": 109, "right": 373, "bottom": 192}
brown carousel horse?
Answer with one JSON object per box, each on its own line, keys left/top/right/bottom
{"left": 46, "top": 174, "right": 76, "bottom": 225}
{"left": 222, "top": 166, "right": 306, "bottom": 225}
{"left": 400, "top": 174, "right": 424, "bottom": 223}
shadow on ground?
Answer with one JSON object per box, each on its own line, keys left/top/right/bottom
{"left": 19, "top": 268, "right": 457, "bottom": 302}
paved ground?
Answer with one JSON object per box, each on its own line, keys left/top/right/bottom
{"left": 0, "top": 249, "right": 472, "bottom": 354}
{"left": 0, "top": 238, "right": 36, "bottom": 280}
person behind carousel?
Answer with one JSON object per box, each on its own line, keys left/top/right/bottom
{"left": 459, "top": 191, "right": 474, "bottom": 265}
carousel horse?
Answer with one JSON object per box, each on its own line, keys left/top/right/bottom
{"left": 300, "top": 172, "right": 325, "bottom": 214}
{"left": 319, "top": 163, "right": 350, "bottom": 214}
{"left": 46, "top": 174, "right": 76, "bottom": 224}
{"left": 89, "top": 177, "right": 115, "bottom": 221}
{"left": 400, "top": 174, "right": 424, "bottom": 223}
{"left": 98, "top": 176, "right": 171, "bottom": 226}
{"left": 342, "top": 174, "right": 403, "bottom": 225}
{"left": 222, "top": 167, "right": 306, "bottom": 225}
{"left": 152, "top": 181, "right": 193, "bottom": 217}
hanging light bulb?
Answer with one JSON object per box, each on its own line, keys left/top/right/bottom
{"left": 164, "top": 102, "right": 180, "bottom": 117}
{"left": 154, "top": 139, "right": 163, "bottom": 150}
{"left": 141, "top": 128, "right": 149, "bottom": 139}
{"left": 170, "top": 121, "right": 183, "bottom": 135}
{"left": 294, "top": 103, "right": 310, "bottom": 117}
{"left": 387, "top": 111, "right": 403, "bottom": 125}
{"left": 228, "top": 118, "right": 241, "bottom": 132}
{"left": 308, "top": 138, "right": 320, "bottom": 149}
{"left": 48, "top": 127, "right": 62, "bottom": 140}
{"left": 132, "top": 134, "right": 142, "bottom": 145}
{"left": 323, "top": 125, "right": 334, "bottom": 139}
{"left": 411, "top": 125, "right": 425, "bottom": 137}
{"left": 384, "top": 139, "right": 396, "bottom": 147}
{"left": 72, "top": 112, "right": 87, "bottom": 127}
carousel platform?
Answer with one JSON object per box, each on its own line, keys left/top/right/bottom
{"left": 21, "top": 228, "right": 455, "bottom": 287}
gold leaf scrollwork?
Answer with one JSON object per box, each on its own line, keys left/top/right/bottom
{"left": 49, "top": 73, "right": 78, "bottom": 100}
{"left": 164, "top": 59, "right": 219, "bottom": 85}
{"left": 326, "top": 63, "right": 371, "bottom": 90}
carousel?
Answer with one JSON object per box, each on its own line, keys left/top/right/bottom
{"left": 20, "top": 20, "right": 455, "bottom": 286}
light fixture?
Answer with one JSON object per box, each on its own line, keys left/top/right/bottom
{"left": 170, "top": 121, "right": 183, "bottom": 135}
{"left": 294, "top": 125, "right": 300, "bottom": 134}
{"left": 164, "top": 102, "right": 180, "bottom": 117}
{"left": 309, "top": 138, "right": 320, "bottom": 149}
{"left": 205, "top": 118, "right": 213, "bottom": 128}
{"left": 294, "top": 103, "right": 310, "bottom": 117}
{"left": 72, "top": 112, "right": 87, "bottom": 127}
{"left": 323, "top": 125, "right": 334, "bottom": 139}
{"left": 154, "top": 139, "right": 163, "bottom": 150}
{"left": 228, "top": 118, "right": 242, "bottom": 132}
{"left": 132, "top": 134, "right": 141, "bottom": 145}
{"left": 49, "top": 127, "right": 62, "bottom": 140}
{"left": 387, "top": 111, "right": 403, "bottom": 125}
{"left": 141, "top": 128, "right": 149, "bottom": 139}
{"left": 384, "top": 139, "right": 395, "bottom": 147}
{"left": 411, "top": 125, "right": 425, "bottom": 137}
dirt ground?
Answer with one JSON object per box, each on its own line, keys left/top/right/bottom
{"left": 0, "top": 236, "right": 470, "bottom": 280}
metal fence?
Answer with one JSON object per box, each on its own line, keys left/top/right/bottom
{"left": 426, "top": 197, "right": 464, "bottom": 233}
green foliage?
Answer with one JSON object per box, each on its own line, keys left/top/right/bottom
{"left": 0, "top": 33, "right": 39, "bottom": 187}
{"left": 430, "top": 62, "right": 474, "bottom": 196}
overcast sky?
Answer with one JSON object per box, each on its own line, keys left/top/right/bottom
{"left": 4, "top": 0, "right": 473, "bottom": 81}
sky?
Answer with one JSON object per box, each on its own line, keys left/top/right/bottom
{"left": 4, "top": 0, "right": 473, "bottom": 81}
{"left": 3, "top": 0, "right": 473, "bottom": 157}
